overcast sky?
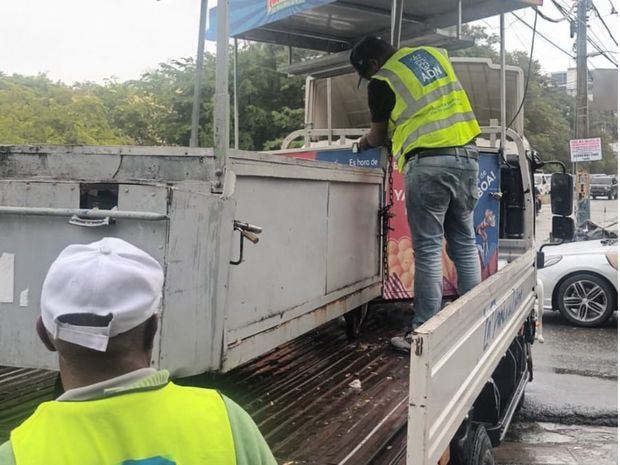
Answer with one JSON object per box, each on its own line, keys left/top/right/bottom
{"left": 0, "top": 0, "right": 617, "bottom": 84}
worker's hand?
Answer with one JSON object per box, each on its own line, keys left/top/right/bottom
{"left": 357, "top": 135, "right": 372, "bottom": 152}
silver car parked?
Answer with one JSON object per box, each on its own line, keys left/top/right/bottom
{"left": 539, "top": 239, "right": 618, "bottom": 327}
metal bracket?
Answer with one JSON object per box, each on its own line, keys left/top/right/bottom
{"left": 69, "top": 215, "right": 113, "bottom": 228}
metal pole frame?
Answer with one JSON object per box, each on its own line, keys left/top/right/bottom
{"left": 500, "top": 13, "right": 507, "bottom": 162}
{"left": 390, "top": 0, "right": 404, "bottom": 47}
{"left": 190, "top": 0, "right": 209, "bottom": 148}
{"left": 234, "top": 38, "right": 240, "bottom": 150}
{"left": 327, "top": 77, "right": 333, "bottom": 145}
{"left": 457, "top": 0, "right": 462, "bottom": 39}
{"left": 213, "top": 0, "right": 230, "bottom": 192}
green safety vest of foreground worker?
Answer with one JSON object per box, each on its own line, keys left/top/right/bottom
{"left": 372, "top": 46, "right": 481, "bottom": 172}
{"left": 11, "top": 382, "right": 236, "bottom": 465}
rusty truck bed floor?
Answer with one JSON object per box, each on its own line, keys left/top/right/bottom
{"left": 0, "top": 305, "right": 412, "bottom": 464}
{"left": 184, "top": 305, "right": 412, "bottom": 465}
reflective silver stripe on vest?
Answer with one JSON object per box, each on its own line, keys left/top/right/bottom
{"left": 397, "top": 111, "right": 478, "bottom": 156}
{"left": 374, "top": 68, "right": 464, "bottom": 126}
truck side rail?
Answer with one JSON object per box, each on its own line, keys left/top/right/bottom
{"left": 408, "top": 250, "right": 536, "bottom": 465}
{"left": 281, "top": 128, "right": 367, "bottom": 150}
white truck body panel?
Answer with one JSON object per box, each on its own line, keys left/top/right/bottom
{"left": 408, "top": 251, "right": 536, "bottom": 464}
{"left": 0, "top": 146, "right": 382, "bottom": 376}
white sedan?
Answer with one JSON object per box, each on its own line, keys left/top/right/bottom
{"left": 539, "top": 239, "right": 618, "bottom": 327}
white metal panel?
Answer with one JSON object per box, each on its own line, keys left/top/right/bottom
{"left": 226, "top": 177, "right": 329, "bottom": 330}
{"left": 326, "top": 182, "right": 381, "bottom": 293}
{"left": 118, "top": 184, "right": 169, "bottom": 215}
{"left": 407, "top": 251, "right": 536, "bottom": 465}
{"left": 157, "top": 189, "right": 235, "bottom": 375}
{"left": 223, "top": 280, "right": 381, "bottom": 370}
{"left": 0, "top": 145, "right": 217, "bottom": 183}
{"left": 0, "top": 180, "right": 78, "bottom": 208}
{"left": 0, "top": 181, "right": 168, "bottom": 370}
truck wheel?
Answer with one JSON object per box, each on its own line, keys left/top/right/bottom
{"left": 344, "top": 303, "right": 368, "bottom": 340}
{"left": 466, "top": 425, "right": 495, "bottom": 465}
{"left": 556, "top": 273, "right": 615, "bottom": 327}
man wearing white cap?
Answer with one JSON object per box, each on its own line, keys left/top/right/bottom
{"left": 0, "top": 237, "right": 276, "bottom": 465}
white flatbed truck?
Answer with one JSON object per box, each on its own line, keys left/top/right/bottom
{"left": 0, "top": 1, "right": 577, "bottom": 464}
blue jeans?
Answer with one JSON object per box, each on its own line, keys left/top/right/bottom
{"left": 404, "top": 151, "right": 481, "bottom": 327}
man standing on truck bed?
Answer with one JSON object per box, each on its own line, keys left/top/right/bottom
{"left": 351, "top": 36, "right": 481, "bottom": 351}
{"left": 0, "top": 237, "right": 276, "bottom": 465}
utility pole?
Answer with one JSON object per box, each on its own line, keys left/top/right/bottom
{"left": 575, "top": 0, "right": 591, "bottom": 225}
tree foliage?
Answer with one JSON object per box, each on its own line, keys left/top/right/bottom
{"left": 453, "top": 25, "right": 617, "bottom": 174}
{"left": 0, "top": 34, "right": 616, "bottom": 173}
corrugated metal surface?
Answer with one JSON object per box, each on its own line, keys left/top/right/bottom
{"left": 0, "top": 306, "right": 412, "bottom": 464}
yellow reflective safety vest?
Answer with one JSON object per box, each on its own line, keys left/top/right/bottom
{"left": 11, "top": 382, "right": 236, "bottom": 465}
{"left": 372, "top": 46, "right": 481, "bottom": 172}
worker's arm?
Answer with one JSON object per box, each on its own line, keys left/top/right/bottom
{"left": 359, "top": 121, "right": 388, "bottom": 150}
{"left": 222, "top": 395, "right": 277, "bottom": 465}
{"left": 358, "top": 79, "right": 394, "bottom": 151}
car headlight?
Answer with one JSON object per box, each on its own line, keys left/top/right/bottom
{"left": 543, "top": 255, "right": 563, "bottom": 268}
{"left": 606, "top": 251, "right": 618, "bottom": 270}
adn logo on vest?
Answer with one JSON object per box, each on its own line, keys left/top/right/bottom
{"left": 399, "top": 50, "right": 447, "bottom": 86}
{"left": 122, "top": 457, "right": 175, "bottom": 465}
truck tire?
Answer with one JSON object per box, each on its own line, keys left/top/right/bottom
{"left": 466, "top": 425, "right": 495, "bottom": 465}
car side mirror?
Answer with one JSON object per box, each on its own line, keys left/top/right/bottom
{"left": 552, "top": 216, "right": 575, "bottom": 241}
{"left": 550, "top": 173, "right": 573, "bottom": 216}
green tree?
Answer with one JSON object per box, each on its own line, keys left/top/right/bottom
{"left": 0, "top": 74, "right": 130, "bottom": 145}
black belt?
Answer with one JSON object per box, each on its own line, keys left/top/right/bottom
{"left": 405, "top": 146, "right": 479, "bottom": 163}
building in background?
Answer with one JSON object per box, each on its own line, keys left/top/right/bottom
{"left": 550, "top": 68, "right": 593, "bottom": 99}
{"left": 550, "top": 68, "right": 617, "bottom": 113}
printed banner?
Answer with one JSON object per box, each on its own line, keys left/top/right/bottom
{"left": 278, "top": 147, "right": 501, "bottom": 301}
{"left": 205, "top": 0, "right": 337, "bottom": 40}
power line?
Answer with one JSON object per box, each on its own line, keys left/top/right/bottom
{"left": 549, "top": 0, "right": 617, "bottom": 66}
{"left": 536, "top": 7, "right": 567, "bottom": 22}
{"left": 587, "top": 36, "right": 618, "bottom": 66}
{"left": 591, "top": 1, "right": 618, "bottom": 45}
{"left": 556, "top": 0, "right": 612, "bottom": 52}
{"left": 602, "top": 0, "right": 618, "bottom": 15}
{"left": 510, "top": 12, "right": 576, "bottom": 59}
{"left": 508, "top": 10, "right": 538, "bottom": 129}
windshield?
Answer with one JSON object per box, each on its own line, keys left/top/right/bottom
{"left": 593, "top": 177, "right": 615, "bottom": 185}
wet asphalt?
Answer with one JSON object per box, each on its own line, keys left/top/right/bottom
{"left": 496, "top": 199, "right": 618, "bottom": 464}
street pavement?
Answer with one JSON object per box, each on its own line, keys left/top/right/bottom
{"left": 496, "top": 199, "right": 618, "bottom": 465}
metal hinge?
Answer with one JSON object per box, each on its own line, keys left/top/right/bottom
{"left": 414, "top": 337, "right": 424, "bottom": 356}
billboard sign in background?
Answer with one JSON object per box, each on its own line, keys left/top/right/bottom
{"left": 570, "top": 138, "right": 602, "bottom": 162}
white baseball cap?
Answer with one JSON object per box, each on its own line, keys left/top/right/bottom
{"left": 41, "top": 237, "right": 164, "bottom": 352}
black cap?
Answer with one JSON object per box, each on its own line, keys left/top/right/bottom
{"left": 350, "top": 36, "right": 393, "bottom": 87}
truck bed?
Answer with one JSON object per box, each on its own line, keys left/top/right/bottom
{"left": 0, "top": 306, "right": 413, "bottom": 464}
{"left": 185, "top": 305, "right": 413, "bottom": 465}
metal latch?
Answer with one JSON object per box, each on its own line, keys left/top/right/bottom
{"left": 69, "top": 215, "right": 113, "bottom": 228}
{"left": 490, "top": 191, "right": 503, "bottom": 200}
{"left": 230, "top": 220, "right": 263, "bottom": 265}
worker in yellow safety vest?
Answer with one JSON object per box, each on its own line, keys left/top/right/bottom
{"left": 0, "top": 237, "right": 276, "bottom": 465}
{"left": 351, "top": 36, "right": 482, "bottom": 352}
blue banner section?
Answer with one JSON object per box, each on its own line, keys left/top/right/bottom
{"left": 315, "top": 147, "right": 382, "bottom": 168}
{"left": 474, "top": 152, "right": 501, "bottom": 273}
{"left": 205, "top": 0, "right": 336, "bottom": 41}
